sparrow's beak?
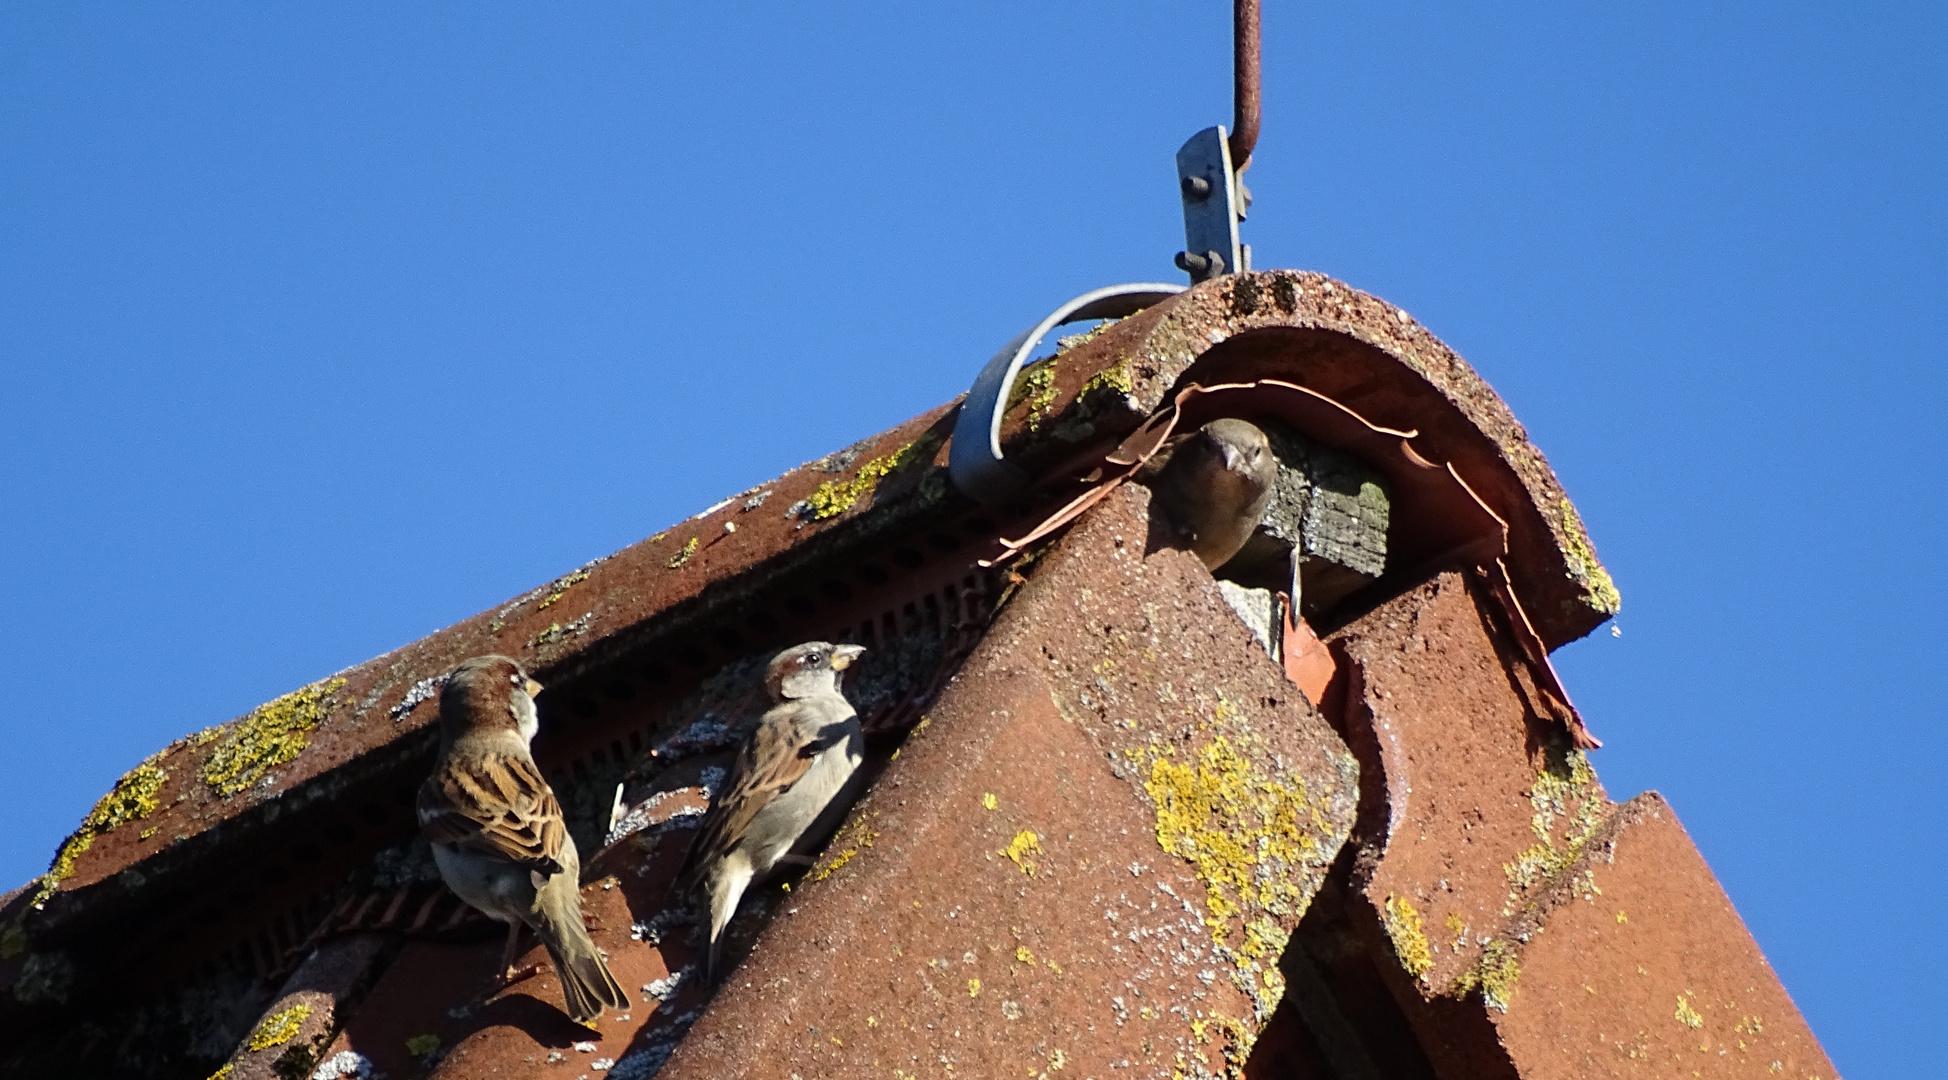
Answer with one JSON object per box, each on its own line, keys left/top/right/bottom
{"left": 1220, "top": 441, "right": 1243, "bottom": 472}
{"left": 830, "top": 644, "right": 867, "bottom": 671}
{"left": 525, "top": 678, "right": 544, "bottom": 697}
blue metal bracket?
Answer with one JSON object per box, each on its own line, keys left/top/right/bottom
{"left": 1174, "top": 125, "right": 1246, "bottom": 282}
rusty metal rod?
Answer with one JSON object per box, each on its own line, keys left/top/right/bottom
{"left": 1229, "top": 0, "right": 1261, "bottom": 172}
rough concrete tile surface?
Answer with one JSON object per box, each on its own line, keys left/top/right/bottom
{"left": 658, "top": 484, "right": 1359, "bottom": 1079}
{"left": 1328, "top": 573, "right": 1836, "bottom": 1079}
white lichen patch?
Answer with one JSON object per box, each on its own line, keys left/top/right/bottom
{"left": 643, "top": 968, "right": 689, "bottom": 1002}
{"left": 310, "top": 1050, "right": 374, "bottom": 1079}
{"left": 390, "top": 673, "right": 450, "bottom": 723}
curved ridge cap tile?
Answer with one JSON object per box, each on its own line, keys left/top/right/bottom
{"left": 996, "top": 270, "right": 1617, "bottom": 649}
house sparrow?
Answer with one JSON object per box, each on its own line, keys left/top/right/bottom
{"left": 1140, "top": 417, "right": 1278, "bottom": 570}
{"left": 417, "top": 655, "right": 627, "bottom": 1022}
{"left": 676, "top": 642, "right": 866, "bottom": 982}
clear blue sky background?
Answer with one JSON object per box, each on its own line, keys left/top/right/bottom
{"left": 2, "top": 3, "right": 1940, "bottom": 1073}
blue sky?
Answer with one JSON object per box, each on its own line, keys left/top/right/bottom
{"left": 2, "top": 3, "right": 1941, "bottom": 1073}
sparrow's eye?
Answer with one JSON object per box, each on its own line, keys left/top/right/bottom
{"left": 805, "top": 652, "right": 824, "bottom": 666}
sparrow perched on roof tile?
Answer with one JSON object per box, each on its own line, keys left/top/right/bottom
{"left": 676, "top": 642, "right": 866, "bottom": 982}
{"left": 417, "top": 655, "right": 628, "bottom": 1022}
{"left": 1141, "top": 417, "right": 1278, "bottom": 570}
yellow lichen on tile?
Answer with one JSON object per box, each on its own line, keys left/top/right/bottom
{"left": 31, "top": 756, "right": 173, "bottom": 907}
{"left": 1503, "top": 746, "right": 1607, "bottom": 909}
{"left": 801, "top": 432, "right": 944, "bottom": 522}
{"left": 665, "top": 536, "right": 700, "bottom": 569}
{"left": 1676, "top": 995, "right": 1704, "bottom": 1029}
{"left": 1185, "top": 1010, "right": 1256, "bottom": 1077}
{"left": 982, "top": 792, "right": 998, "bottom": 811}
{"left": 1141, "top": 731, "right": 1322, "bottom": 943}
{"left": 200, "top": 677, "right": 348, "bottom": 798}
{"left": 1557, "top": 497, "right": 1622, "bottom": 615}
{"left": 1008, "top": 361, "right": 1061, "bottom": 431}
{"left": 1001, "top": 830, "right": 1043, "bottom": 875}
{"left": 1452, "top": 939, "right": 1523, "bottom": 1012}
{"left": 1135, "top": 695, "right": 1345, "bottom": 1040}
{"left": 246, "top": 1003, "right": 313, "bottom": 1051}
{"left": 1382, "top": 894, "right": 1433, "bottom": 979}
{"left": 810, "top": 814, "right": 878, "bottom": 882}
{"left": 1078, "top": 360, "right": 1134, "bottom": 398}
{"left": 537, "top": 567, "right": 591, "bottom": 609}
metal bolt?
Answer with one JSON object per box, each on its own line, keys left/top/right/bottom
{"left": 1174, "top": 250, "right": 1226, "bottom": 282}
{"left": 1180, "top": 175, "right": 1212, "bottom": 201}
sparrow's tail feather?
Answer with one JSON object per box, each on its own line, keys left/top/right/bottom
{"left": 705, "top": 861, "right": 755, "bottom": 985}
{"left": 541, "top": 919, "right": 628, "bottom": 1022}
{"left": 534, "top": 874, "right": 627, "bottom": 1022}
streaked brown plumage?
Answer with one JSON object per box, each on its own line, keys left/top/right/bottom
{"left": 417, "top": 655, "right": 627, "bottom": 1022}
{"left": 676, "top": 642, "right": 865, "bottom": 982}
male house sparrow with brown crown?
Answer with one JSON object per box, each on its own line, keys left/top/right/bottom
{"left": 417, "top": 655, "right": 628, "bottom": 1022}
{"left": 676, "top": 641, "right": 866, "bottom": 982}
{"left": 1140, "top": 417, "right": 1278, "bottom": 571}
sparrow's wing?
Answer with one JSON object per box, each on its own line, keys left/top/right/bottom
{"left": 678, "top": 698, "right": 848, "bottom": 887}
{"left": 418, "top": 751, "right": 567, "bottom": 873}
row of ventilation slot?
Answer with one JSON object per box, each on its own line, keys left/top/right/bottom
{"left": 199, "top": 569, "right": 998, "bottom": 988}
{"left": 549, "top": 570, "right": 999, "bottom": 791}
